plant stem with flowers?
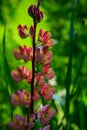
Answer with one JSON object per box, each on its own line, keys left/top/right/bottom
{"left": 9, "top": 0, "right": 56, "bottom": 130}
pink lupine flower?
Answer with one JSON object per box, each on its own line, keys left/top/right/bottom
{"left": 11, "top": 66, "right": 32, "bottom": 83}
{"left": 38, "top": 29, "right": 54, "bottom": 47}
{"left": 26, "top": 70, "right": 32, "bottom": 83}
{"left": 27, "top": 114, "right": 35, "bottom": 130}
{"left": 17, "top": 90, "right": 31, "bottom": 107}
{"left": 38, "top": 111, "right": 49, "bottom": 125}
{"left": 41, "top": 51, "right": 52, "bottom": 65}
{"left": 35, "top": 73, "right": 45, "bottom": 87}
{"left": 35, "top": 47, "right": 42, "bottom": 62}
{"left": 18, "top": 24, "right": 29, "bottom": 38}
{"left": 41, "top": 83, "right": 55, "bottom": 100}
{"left": 13, "top": 49, "right": 22, "bottom": 60}
{"left": 39, "top": 125, "right": 50, "bottom": 130}
{"left": 9, "top": 115, "right": 26, "bottom": 130}
{"left": 38, "top": 105, "right": 56, "bottom": 126}
{"left": 11, "top": 70, "right": 22, "bottom": 82}
{"left": 42, "top": 64, "right": 55, "bottom": 79}
{"left": 11, "top": 94, "right": 20, "bottom": 106}
{"left": 37, "top": 105, "right": 50, "bottom": 125}
{"left": 38, "top": 29, "right": 51, "bottom": 43}
{"left": 13, "top": 45, "right": 33, "bottom": 62}
{"left": 47, "top": 108, "right": 56, "bottom": 119}
{"left": 33, "top": 88, "right": 40, "bottom": 101}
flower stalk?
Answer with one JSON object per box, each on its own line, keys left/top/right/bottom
{"left": 30, "top": 19, "right": 37, "bottom": 114}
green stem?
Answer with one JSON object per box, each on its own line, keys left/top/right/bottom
{"left": 64, "top": 0, "right": 77, "bottom": 129}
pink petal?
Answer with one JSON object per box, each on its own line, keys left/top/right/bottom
{"left": 45, "top": 68, "right": 55, "bottom": 79}
{"left": 33, "top": 93, "right": 40, "bottom": 101}
{"left": 47, "top": 109, "right": 56, "bottom": 119}
{"left": 51, "top": 87, "right": 55, "bottom": 94}
{"left": 43, "top": 125, "right": 50, "bottom": 130}
{"left": 11, "top": 94, "right": 20, "bottom": 106}
{"left": 47, "top": 39, "right": 54, "bottom": 47}
{"left": 43, "top": 92, "right": 52, "bottom": 100}
{"left": 40, "top": 117, "right": 49, "bottom": 125}
{"left": 11, "top": 71, "right": 22, "bottom": 82}
{"left": 13, "top": 49, "right": 22, "bottom": 60}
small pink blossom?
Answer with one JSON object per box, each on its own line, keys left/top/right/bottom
{"left": 33, "top": 88, "right": 40, "bottom": 101}
{"left": 27, "top": 114, "right": 35, "bottom": 130}
{"left": 18, "top": 24, "right": 29, "bottom": 38}
{"left": 11, "top": 70, "right": 22, "bottom": 82}
{"left": 11, "top": 94, "right": 20, "bottom": 106}
{"left": 38, "top": 29, "right": 54, "bottom": 47}
{"left": 13, "top": 45, "right": 33, "bottom": 62}
{"left": 41, "top": 83, "right": 55, "bottom": 100}
{"left": 11, "top": 66, "right": 32, "bottom": 83}
{"left": 35, "top": 47, "right": 42, "bottom": 62}
{"left": 42, "top": 64, "right": 55, "bottom": 79}
{"left": 38, "top": 105, "right": 56, "bottom": 125}
{"left": 35, "top": 73, "right": 45, "bottom": 87}
{"left": 38, "top": 29, "right": 51, "bottom": 44}
{"left": 41, "top": 51, "right": 52, "bottom": 65}
{"left": 17, "top": 90, "right": 31, "bottom": 107}
{"left": 9, "top": 115, "right": 26, "bottom": 130}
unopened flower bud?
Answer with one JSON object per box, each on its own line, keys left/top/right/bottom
{"left": 28, "top": 4, "right": 43, "bottom": 23}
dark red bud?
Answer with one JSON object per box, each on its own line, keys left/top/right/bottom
{"left": 29, "top": 26, "right": 34, "bottom": 38}
{"left": 28, "top": 4, "right": 43, "bottom": 23}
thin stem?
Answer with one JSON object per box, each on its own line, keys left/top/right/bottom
{"left": 30, "top": 19, "right": 37, "bottom": 114}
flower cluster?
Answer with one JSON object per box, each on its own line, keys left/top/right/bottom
{"left": 9, "top": 0, "right": 56, "bottom": 130}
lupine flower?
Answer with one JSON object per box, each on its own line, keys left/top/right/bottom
{"left": 35, "top": 47, "right": 42, "bottom": 62}
{"left": 38, "top": 105, "right": 56, "bottom": 125}
{"left": 17, "top": 90, "right": 31, "bottom": 107}
{"left": 9, "top": 115, "right": 26, "bottom": 130}
{"left": 28, "top": 5, "right": 43, "bottom": 22}
{"left": 33, "top": 88, "right": 40, "bottom": 101}
{"left": 35, "top": 73, "right": 45, "bottom": 87}
{"left": 39, "top": 125, "right": 50, "bottom": 130}
{"left": 11, "top": 90, "right": 31, "bottom": 107}
{"left": 38, "top": 29, "right": 51, "bottom": 43}
{"left": 13, "top": 45, "right": 33, "bottom": 62}
{"left": 18, "top": 25, "right": 29, "bottom": 38}
{"left": 11, "top": 70, "right": 22, "bottom": 82}
{"left": 41, "top": 51, "right": 52, "bottom": 65}
{"left": 41, "top": 83, "right": 55, "bottom": 100}
{"left": 11, "top": 66, "right": 32, "bottom": 83}
{"left": 37, "top": 105, "right": 50, "bottom": 125}
{"left": 27, "top": 114, "right": 35, "bottom": 130}
{"left": 42, "top": 64, "right": 55, "bottom": 79}
{"left": 11, "top": 94, "right": 20, "bottom": 106}
{"left": 38, "top": 29, "right": 54, "bottom": 47}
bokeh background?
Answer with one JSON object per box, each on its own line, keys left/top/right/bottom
{"left": 0, "top": 0, "right": 87, "bottom": 130}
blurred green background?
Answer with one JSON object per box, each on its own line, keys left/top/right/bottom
{"left": 0, "top": 0, "right": 87, "bottom": 130}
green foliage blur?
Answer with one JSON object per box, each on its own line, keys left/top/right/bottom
{"left": 0, "top": 0, "right": 87, "bottom": 130}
